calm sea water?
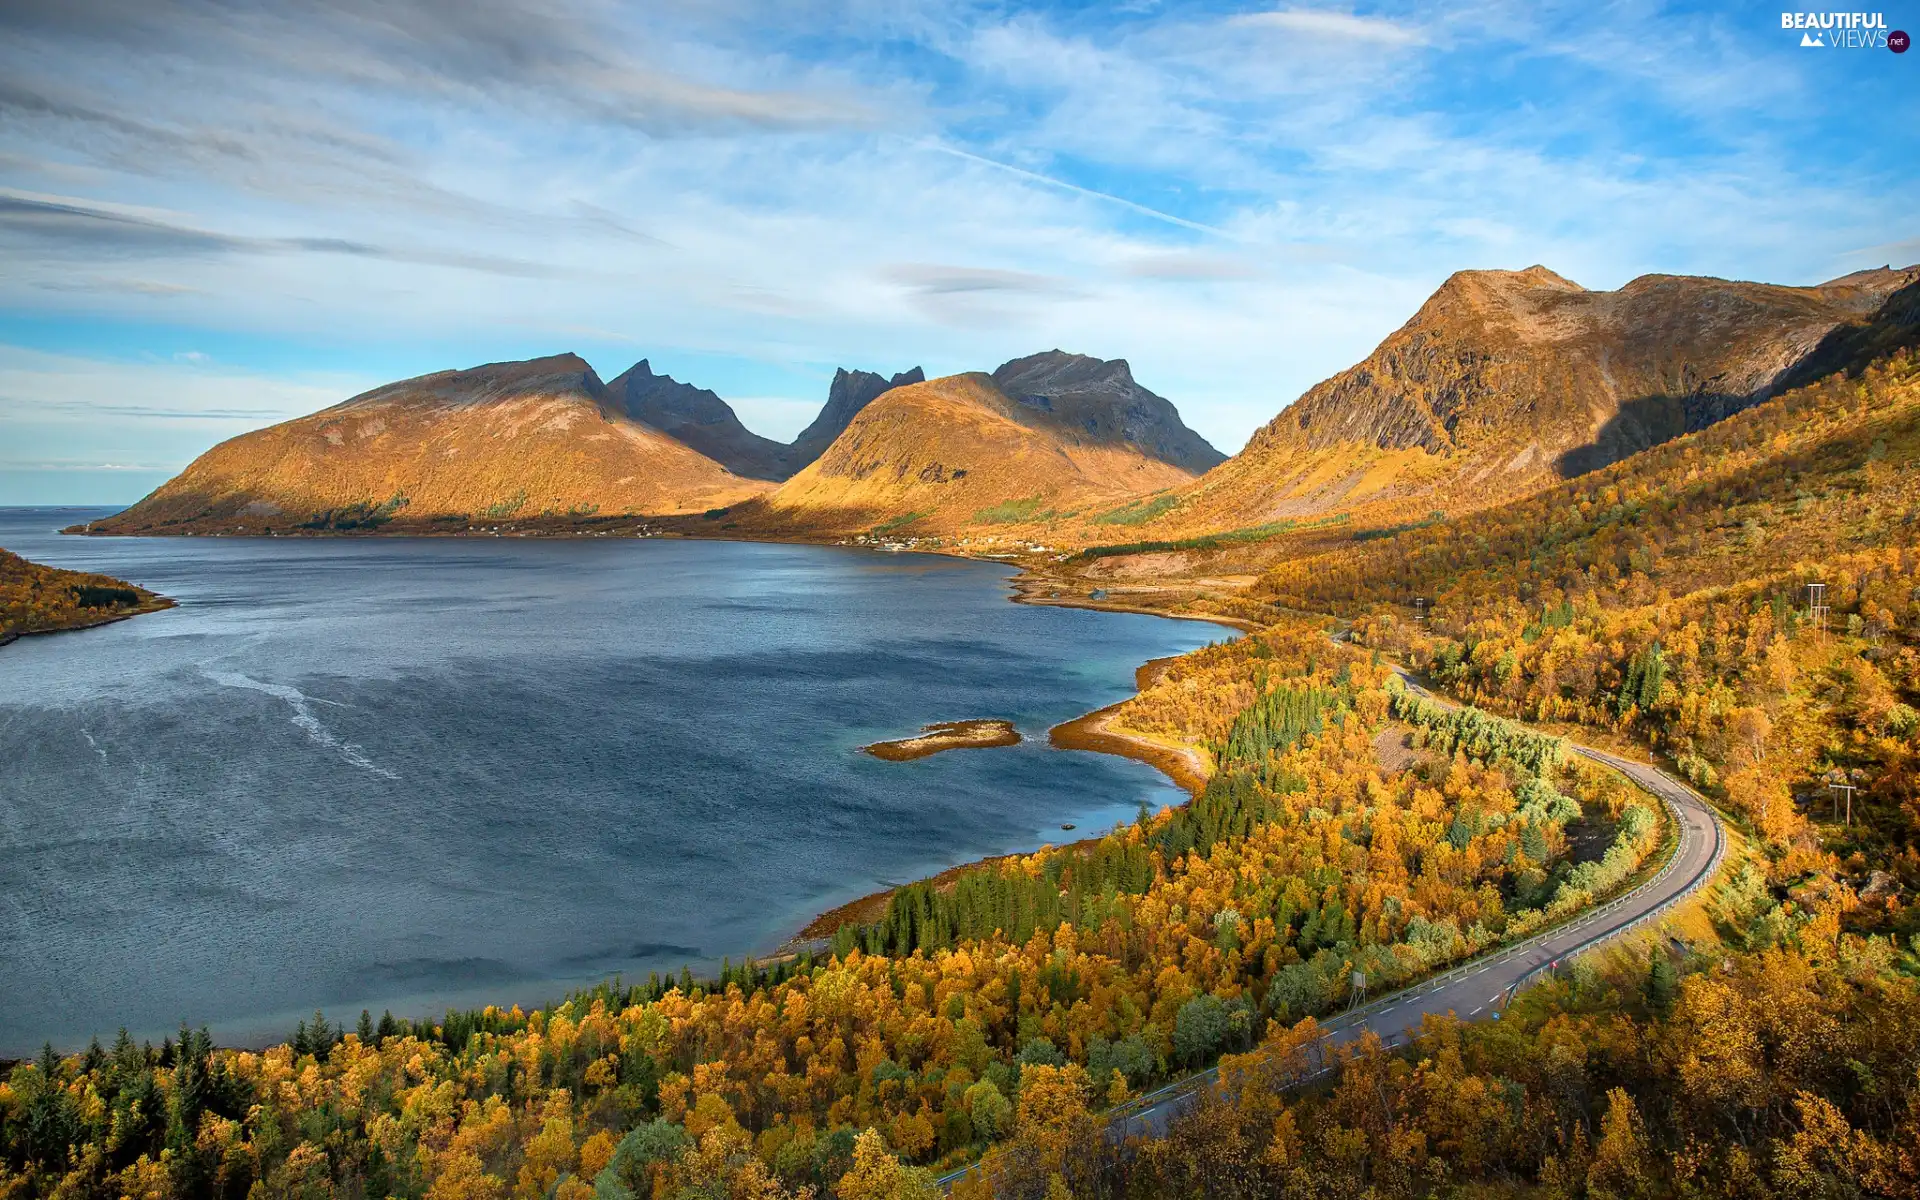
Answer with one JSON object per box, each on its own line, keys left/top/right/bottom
{"left": 0, "top": 509, "right": 1220, "bottom": 1054}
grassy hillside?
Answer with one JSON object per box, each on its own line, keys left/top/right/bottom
{"left": 1263, "top": 350, "right": 1920, "bottom": 891}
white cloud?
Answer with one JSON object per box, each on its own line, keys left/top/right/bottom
{"left": 881, "top": 262, "right": 1078, "bottom": 296}
{"left": 1121, "top": 252, "right": 1265, "bottom": 281}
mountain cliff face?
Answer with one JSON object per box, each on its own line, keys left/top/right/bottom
{"left": 608, "top": 360, "right": 923, "bottom": 481}
{"left": 1159, "top": 264, "right": 1920, "bottom": 532}
{"left": 605, "top": 360, "right": 792, "bottom": 481}
{"left": 991, "top": 351, "right": 1225, "bottom": 474}
{"left": 747, "top": 358, "right": 1216, "bottom": 534}
{"left": 88, "top": 354, "right": 771, "bottom": 534}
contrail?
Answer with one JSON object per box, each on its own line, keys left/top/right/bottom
{"left": 909, "top": 138, "right": 1237, "bottom": 240}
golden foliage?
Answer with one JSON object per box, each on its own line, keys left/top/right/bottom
{"left": 0, "top": 548, "right": 167, "bottom": 641}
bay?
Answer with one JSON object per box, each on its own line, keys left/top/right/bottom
{"left": 0, "top": 509, "right": 1219, "bottom": 1053}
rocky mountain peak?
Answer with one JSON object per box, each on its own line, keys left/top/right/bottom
{"left": 789, "top": 365, "right": 925, "bottom": 466}
{"left": 988, "top": 351, "right": 1224, "bottom": 473}
{"left": 606, "top": 360, "right": 787, "bottom": 480}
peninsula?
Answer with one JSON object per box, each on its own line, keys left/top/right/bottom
{"left": 0, "top": 548, "right": 172, "bottom": 647}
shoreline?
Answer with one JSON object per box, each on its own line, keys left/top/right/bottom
{"left": 1047, "top": 654, "right": 1214, "bottom": 798}
{"left": 779, "top": 649, "right": 1229, "bottom": 954}
{"left": 0, "top": 599, "right": 175, "bottom": 649}
{"left": 0, "top": 537, "right": 176, "bottom": 649}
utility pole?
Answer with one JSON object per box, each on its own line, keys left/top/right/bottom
{"left": 1807, "top": 582, "right": 1830, "bottom": 640}
{"left": 1829, "top": 781, "right": 1856, "bottom": 826}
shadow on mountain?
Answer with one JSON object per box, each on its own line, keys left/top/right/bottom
{"left": 1769, "top": 278, "right": 1920, "bottom": 395}
{"left": 1558, "top": 279, "right": 1920, "bottom": 480}
{"left": 1555, "top": 394, "right": 1691, "bottom": 478}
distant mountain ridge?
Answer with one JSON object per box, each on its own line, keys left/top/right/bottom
{"left": 607, "top": 361, "right": 925, "bottom": 482}
{"left": 789, "top": 367, "right": 927, "bottom": 469}
{"left": 606, "top": 360, "right": 794, "bottom": 481}
{"left": 82, "top": 346, "right": 1220, "bottom": 537}
{"left": 991, "top": 351, "right": 1226, "bottom": 475}
{"left": 86, "top": 260, "right": 1898, "bottom": 546}
{"left": 745, "top": 355, "right": 1223, "bottom": 535}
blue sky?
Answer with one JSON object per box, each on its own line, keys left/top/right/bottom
{"left": 1, "top": 0, "right": 1915, "bottom": 505}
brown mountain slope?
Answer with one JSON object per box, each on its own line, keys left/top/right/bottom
{"left": 87, "top": 354, "right": 771, "bottom": 534}
{"left": 735, "top": 368, "right": 1207, "bottom": 536}
{"left": 1131, "top": 263, "right": 1920, "bottom": 539}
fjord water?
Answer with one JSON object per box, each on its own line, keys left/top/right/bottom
{"left": 0, "top": 509, "right": 1218, "bottom": 1053}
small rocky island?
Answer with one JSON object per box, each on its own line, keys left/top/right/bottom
{"left": 862, "top": 719, "right": 1021, "bottom": 761}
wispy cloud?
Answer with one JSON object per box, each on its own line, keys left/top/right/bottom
{"left": 33, "top": 404, "right": 295, "bottom": 419}
{"left": 916, "top": 140, "right": 1236, "bottom": 238}
{"left": 1229, "top": 8, "right": 1427, "bottom": 45}
{"left": 6, "top": 362, "right": 331, "bottom": 421}
{"left": 1844, "top": 236, "right": 1920, "bottom": 265}
{"left": 0, "top": 459, "right": 179, "bottom": 471}
{"left": 880, "top": 260, "right": 1085, "bottom": 328}
{"left": 0, "top": 190, "right": 577, "bottom": 278}
{"left": 882, "top": 262, "right": 1077, "bottom": 296}
{"left": 33, "top": 276, "right": 202, "bottom": 296}
{"left": 1121, "top": 251, "right": 1264, "bottom": 281}
{"left": 0, "top": 0, "right": 882, "bottom": 136}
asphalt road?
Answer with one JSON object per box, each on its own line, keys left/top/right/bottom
{"left": 1105, "top": 675, "right": 1727, "bottom": 1141}
{"left": 943, "top": 669, "right": 1727, "bottom": 1183}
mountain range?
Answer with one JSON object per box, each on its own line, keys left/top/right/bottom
{"left": 605, "top": 361, "right": 928, "bottom": 482}
{"left": 85, "top": 349, "right": 1222, "bottom": 536}
{"left": 84, "top": 354, "right": 766, "bottom": 534}
{"left": 79, "top": 263, "right": 1919, "bottom": 546}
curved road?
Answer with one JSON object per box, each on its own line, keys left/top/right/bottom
{"left": 944, "top": 667, "right": 1727, "bottom": 1183}
{"left": 1106, "top": 673, "right": 1727, "bottom": 1140}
